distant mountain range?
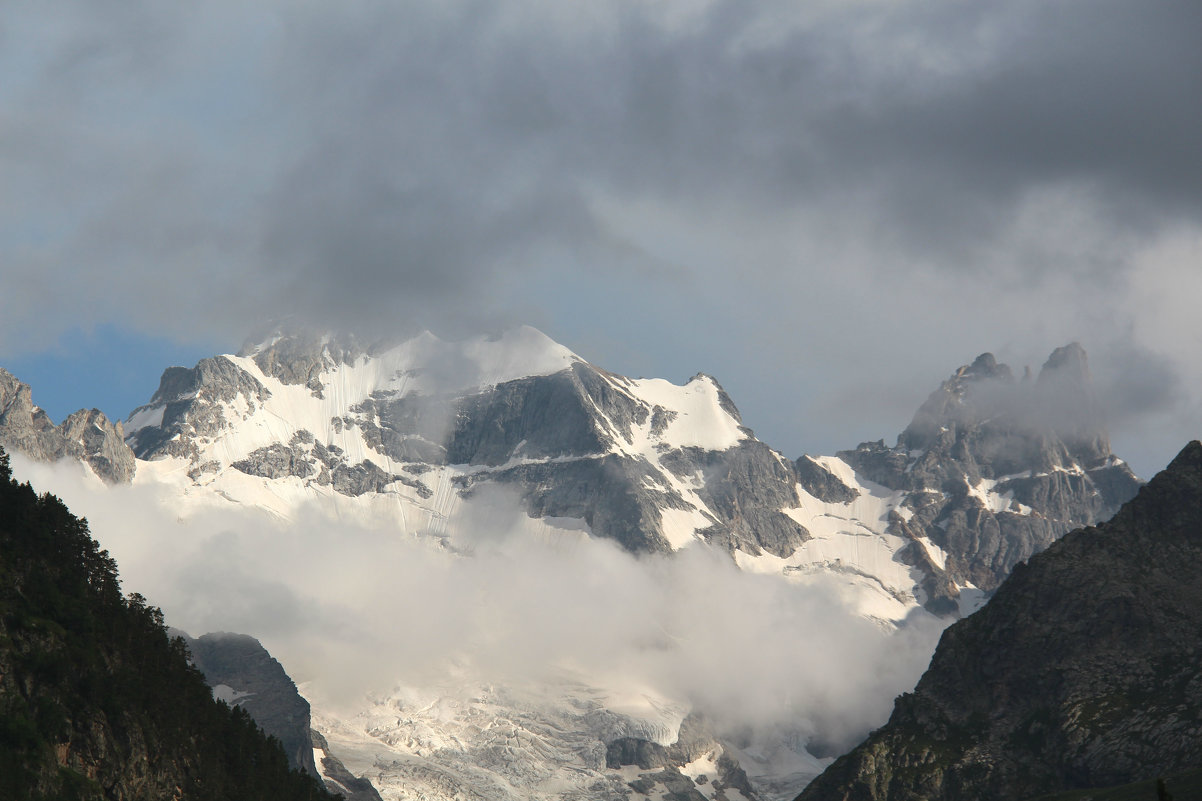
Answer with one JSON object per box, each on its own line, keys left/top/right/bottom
{"left": 0, "top": 327, "right": 1144, "bottom": 800}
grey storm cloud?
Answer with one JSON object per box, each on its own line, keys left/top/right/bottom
{"left": 1, "top": 0, "right": 1200, "bottom": 476}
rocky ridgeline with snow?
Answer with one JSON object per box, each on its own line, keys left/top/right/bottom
{"left": 831, "top": 344, "right": 1141, "bottom": 612}
{"left": 124, "top": 326, "right": 804, "bottom": 558}
{"left": 0, "top": 328, "right": 1142, "bottom": 801}
{"left": 113, "top": 330, "right": 1137, "bottom": 618}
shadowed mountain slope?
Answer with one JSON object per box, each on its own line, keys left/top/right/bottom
{"left": 797, "top": 440, "right": 1202, "bottom": 801}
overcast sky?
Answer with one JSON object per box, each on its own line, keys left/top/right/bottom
{"left": 2, "top": 0, "right": 1199, "bottom": 479}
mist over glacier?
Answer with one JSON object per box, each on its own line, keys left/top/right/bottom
{"left": 10, "top": 451, "right": 945, "bottom": 758}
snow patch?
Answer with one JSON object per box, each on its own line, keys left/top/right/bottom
{"left": 212, "top": 684, "right": 255, "bottom": 704}
{"left": 124, "top": 404, "right": 165, "bottom": 434}
{"left": 737, "top": 457, "right": 928, "bottom": 624}
{"left": 623, "top": 375, "right": 746, "bottom": 452}
{"left": 956, "top": 583, "right": 988, "bottom": 617}
{"left": 915, "top": 536, "right": 948, "bottom": 571}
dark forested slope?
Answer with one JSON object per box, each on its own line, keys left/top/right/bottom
{"left": 0, "top": 445, "right": 336, "bottom": 801}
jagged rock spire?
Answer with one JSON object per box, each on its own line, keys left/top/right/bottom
{"left": 0, "top": 368, "right": 135, "bottom": 483}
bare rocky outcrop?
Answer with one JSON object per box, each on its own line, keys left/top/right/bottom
{"left": 175, "top": 629, "right": 387, "bottom": 800}
{"left": 444, "top": 364, "right": 807, "bottom": 556}
{"left": 797, "top": 441, "right": 1202, "bottom": 801}
{"left": 0, "top": 368, "right": 135, "bottom": 483}
{"left": 794, "top": 455, "right": 859, "bottom": 504}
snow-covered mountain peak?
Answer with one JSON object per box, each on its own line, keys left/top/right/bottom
{"left": 235, "top": 325, "right": 582, "bottom": 400}
{"left": 116, "top": 324, "right": 789, "bottom": 555}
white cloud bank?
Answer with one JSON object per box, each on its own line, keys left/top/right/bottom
{"left": 11, "top": 452, "right": 945, "bottom": 758}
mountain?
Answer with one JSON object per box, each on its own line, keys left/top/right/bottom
{"left": 180, "top": 631, "right": 320, "bottom": 777}
{"left": 831, "top": 343, "right": 1140, "bottom": 611}
{"left": 0, "top": 329, "right": 1136, "bottom": 620}
{"left": 0, "top": 445, "right": 335, "bottom": 801}
{"left": 0, "top": 328, "right": 1143, "bottom": 800}
{"left": 796, "top": 440, "right": 1202, "bottom": 801}
{"left": 123, "top": 325, "right": 804, "bottom": 557}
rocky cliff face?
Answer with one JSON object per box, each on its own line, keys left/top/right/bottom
{"left": 309, "top": 729, "right": 384, "bottom": 801}
{"left": 180, "top": 632, "right": 320, "bottom": 777}
{"left": 833, "top": 344, "right": 1140, "bottom": 609}
{"left": 0, "top": 368, "right": 135, "bottom": 483}
{"left": 797, "top": 440, "right": 1202, "bottom": 801}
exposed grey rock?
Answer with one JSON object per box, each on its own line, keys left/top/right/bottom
{"left": 187, "top": 459, "right": 221, "bottom": 481}
{"left": 838, "top": 344, "right": 1141, "bottom": 594}
{"left": 443, "top": 365, "right": 805, "bottom": 556}
{"left": 233, "top": 443, "right": 316, "bottom": 480}
{"left": 240, "top": 328, "right": 367, "bottom": 397}
{"left": 444, "top": 363, "right": 619, "bottom": 466}
{"left": 330, "top": 458, "right": 401, "bottom": 496}
{"left": 458, "top": 455, "right": 681, "bottom": 554}
{"left": 179, "top": 631, "right": 320, "bottom": 778}
{"left": 0, "top": 367, "right": 136, "bottom": 483}
{"left": 689, "top": 442, "right": 808, "bottom": 558}
{"left": 607, "top": 737, "right": 672, "bottom": 770}
{"left": 892, "top": 514, "right": 960, "bottom": 616}
{"left": 797, "top": 441, "right": 1202, "bottom": 801}
{"left": 794, "top": 455, "right": 859, "bottom": 504}
{"left": 348, "top": 392, "right": 452, "bottom": 464}
{"left": 231, "top": 439, "right": 433, "bottom": 498}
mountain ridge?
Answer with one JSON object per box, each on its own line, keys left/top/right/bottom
{"left": 0, "top": 327, "right": 1146, "bottom": 801}
{"left": 0, "top": 328, "right": 1141, "bottom": 618}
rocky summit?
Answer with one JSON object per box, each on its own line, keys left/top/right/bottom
{"left": 0, "top": 368, "right": 134, "bottom": 484}
{"left": 833, "top": 343, "right": 1140, "bottom": 611}
{"left": 797, "top": 440, "right": 1202, "bottom": 801}
{"left": 122, "top": 326, "right": 808, "bottom": 557}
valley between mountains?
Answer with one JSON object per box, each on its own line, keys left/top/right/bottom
{"left": 0, "top": 326, "right": 1145, "bottom": 800}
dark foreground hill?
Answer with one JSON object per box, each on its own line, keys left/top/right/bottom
{"left": 0, "top": 445, "right": 336, "bottom": 801}
{"left": 798, "top": 440, "right": 1202, "bottom": 801}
